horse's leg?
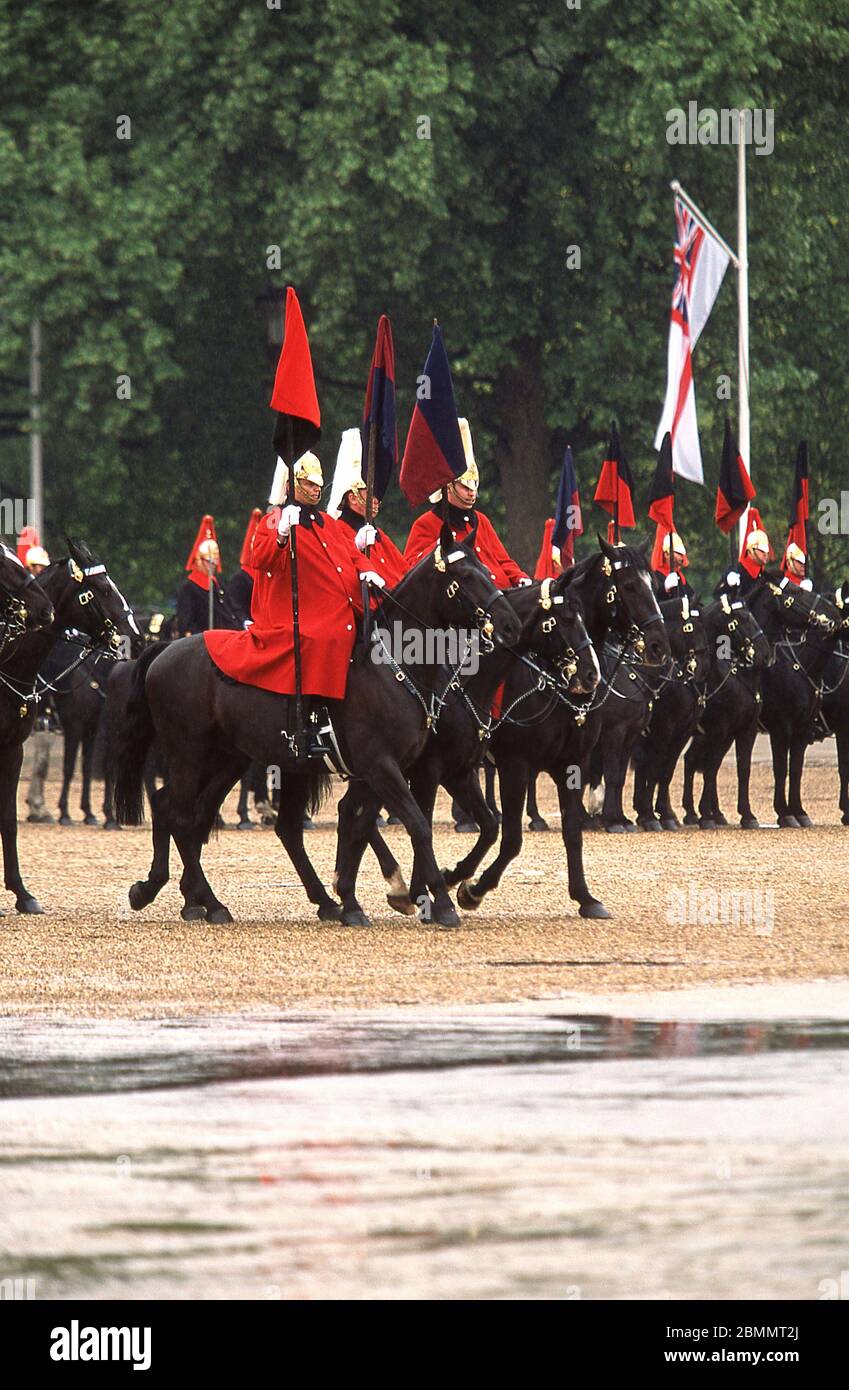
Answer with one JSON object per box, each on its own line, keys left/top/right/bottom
{"left": 273, "top": 776, "right": 342, "bottom": 922}
{"left": 526, "top": 771, "right": 549, "bottom": 831}
{"left": 788, "top": 736, "right": 811, "bottom": 826}
{"left": 335, "top": 782, "right": 386, "bottom": 926}
{"left": 484, "top": 761, "right": 501, "bottom": 821}
{"left": 698, "top": 745, "right": 723, "bottom": 830}
{"left": 441, "top": 767, "right": 500, "bottom": 890}
{"left": 836, "top": 726, "right": 849, "bottom": 825}
{"left": 58, "top": 729, "right": 77, "bottom": 825}
{"left": 335, "top": 783, "right": 413, "bottom": 916}
{"left": 0, "top": 743, "right": 42, "bottom": 912}
{"left": 81, "top": 730, "right": 98, "bottom": 825}
{"left": 735, "top": 720, "right": 759, "bottom": 828}
{"left": 362, "top": 759, "right": 460, "bottom": 927}
{"left": 557, "top": 770, "right": 611, "bottom": 918}
{"left": 128, "top": 783, "right": 172, "bottom": 910}
{"left": 459, "top": 756, "right": 529, "bottom": 911}
{"left": 769, "top": 730, "right": 790, "bottom": 824}
{"left": 682, "top": 741, "right": 700, "bottom": 825}
{"left": 236, "top": 772, "right": 253, "bottom": 829}
{"left": 406, "top": 762, "right": 443, "bottom": 911}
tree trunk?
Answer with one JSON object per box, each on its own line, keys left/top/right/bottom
{"left": 493, "top": 337, "right": 552, "bottom": 574}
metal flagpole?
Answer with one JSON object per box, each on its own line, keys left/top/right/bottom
{"left": 287, "top": 417, "right": 307, "bottom": 759}
{"left": 208, "top": 575, "right": 214, "bottom": 631}
{"left": 29, "top": 320, "right": 43, "bottom": 541}
{"left": 736, "top": 114, "right": 751, "bottom": 554}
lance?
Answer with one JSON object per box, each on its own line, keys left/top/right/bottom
{"left": 287, "top": 417, "right": 307, "bottom": 759}
{"left": 207, "top": 570, "right": 214, "bottom": 632}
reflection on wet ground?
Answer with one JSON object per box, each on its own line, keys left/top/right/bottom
{"left": 2, "top": 1013, "right": 848, "bottom": 1099}
{"left": 1, "top": 1009, "right": 848, "bottom": 1300}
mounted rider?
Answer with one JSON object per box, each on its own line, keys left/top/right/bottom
{"left": 403, "top": 418, "right": 531, "bottom": 588}
{"left": 328, "top": 429, "right": 407, "bottom": 587}
{"left": 723, "top": 508, "right": 772, "bottom": 597}
{"left": 204, "top": 451, "right": 382, "bottom": 701}
{"left": 176, "top": 516, "right": 230, "bottom": 635}
{"left": 652, "top": 530, "right": 691, "bottom": 599}
{"left": 782, "top": 540, "right": 813, "bottom": 591}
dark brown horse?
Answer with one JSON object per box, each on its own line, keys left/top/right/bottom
{"left": 113, "top": 531, "right": 522, "bottom": 927}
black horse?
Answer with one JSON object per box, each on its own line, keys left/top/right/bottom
{"left": 683, "top": 573, "right": 830, "bottom": 828}
{"left": 339, "top": 571, "right": 599, "bottom": 923}
{"left": 758, "top": 585, "right": 842, "bottom": 826}
{"left": 439, "top": 537, "right": 671, "bottom": 919}
{"left": 632, "top": 593, "right": 711, "bottom": 830}
{"left": 821, "top": 582, "right": 849, "bottom": 823}
{"left": 113, "top": 531, "right": 522, "bottom": 927}
{"left": 0, "top": 541, "right": 137, "bottom": 910}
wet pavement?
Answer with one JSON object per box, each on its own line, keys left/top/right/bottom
{"left": 1, "top": 996, "right": 848, "bottom": 1300}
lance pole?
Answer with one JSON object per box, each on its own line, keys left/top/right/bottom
{"left": 287, "top": 417, "right": 307, "bottom": 758}
{"left": 736, "top": 116, "right": 751, "bottom": 555}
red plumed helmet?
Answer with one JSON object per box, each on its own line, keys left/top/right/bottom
{"left": 185, "top": 515, "right": 221, "bottom": 572}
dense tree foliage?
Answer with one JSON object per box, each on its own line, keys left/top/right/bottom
{"left": 1, "top": 0, "right": 848, "bottom": 602}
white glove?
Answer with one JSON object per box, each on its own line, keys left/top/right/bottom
{"left": 516, "top": 577, "right": 532, "bottom": 587}
{"left": 800, "top": 578, "right": 813, "bottom": 592}
{"left": 361, "top": 570, "right": 386, "bottom": 588}
{"left": 355, "top": 524, "right": 378, "bottom": 552}
{"left": 726, "top": 570, "right": 741, "bottom": 587}
{"left": 277, "top": 504, "right": 301, "bottom": 541}
{"left": 664, "top": 572, "right": 679, "bottom": 592}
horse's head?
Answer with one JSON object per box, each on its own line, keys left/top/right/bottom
{"left": 756, "top": 569, "right": 840, "bottom": 638}
{"left": 43, "top": 539, "right": 141, "bottom": 654}
{"left": 831, "top": 581, "right": 849, "bottom": 634}
{"left": 596, "top": 535, "right": 671, "bottom": 667}
{"left": 0, "top": 543, "right": 54, "bottom": 632}
{"left": 661, "top": 593, "right": 710, "bottom": 684}
{"left": 410, "top": 527, "right": 522, "bottom": 648}
{"left": 711, "top": 593, "right": 772, "bottom": 670}
{"left": 512, "top": 574, "right": 599, "bottom": 695}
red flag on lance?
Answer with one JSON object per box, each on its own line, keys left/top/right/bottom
{"left": 648, "top": 432, "right": 676, "bottom": 571}
{"left": 594, "top": 419, "right": 635, "bottom": 541}
{"left": 783, "top": 440, "right": 809, "bottom": 571}
{"left": 714, "top": 417, "right": 755, "bottom": 533}
{"left": 239, "top": 508, "right": 263, "bottom": 573}
{"left": 269, "top": 287, "right": 321, "bottom": 464}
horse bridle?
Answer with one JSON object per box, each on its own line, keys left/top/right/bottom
{"left": 433, "top": 542, "right": 513, "bottom": 643}
{"left": 766, "top": 576, "right": 834, "bottom": 632}
{"left": 65, "top": 559, "right": 125, "bottom": 655}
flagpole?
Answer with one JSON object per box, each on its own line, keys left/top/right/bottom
{"left": 287, "top": 417, "right": 306, "bottom": 759}
{"left": 736, "top": 117, "right": 751, "bottom": 554}
{"left": 669, "top": 181, "right": 740, "bottom": 269}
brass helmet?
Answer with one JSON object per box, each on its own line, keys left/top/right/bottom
{"left": 293, "top": 451, "right": 323, "bottom": 487}
{"left": 785, "top": 541, "right": 806, "bottom": 569}
{"left": 746, "top": 528, "right": 770, "bottom": 559}
{"left": 197, "top": 538, "right": 220, "bottom": 565}
{"left": 662, "top": 531, "right": 687, "bottom": 559}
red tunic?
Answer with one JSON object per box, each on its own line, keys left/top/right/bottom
{"left": 336, "top": 506, "right": 408, "bottom": 587}
{"left": 204, "top": 507, "right": 366, "bottom": 698}
{"left": 404, "top": 505, "right": 529, "bottom": 588}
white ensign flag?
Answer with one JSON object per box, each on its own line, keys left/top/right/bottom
{"left": 655, "top": 195, "right": 731, "bottom": 483}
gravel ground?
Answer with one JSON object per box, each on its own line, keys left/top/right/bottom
{"left": 1, "top": 737, "right": 847, "bottom": 1018}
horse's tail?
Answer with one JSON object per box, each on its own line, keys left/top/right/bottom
{"left": 114, "top": 645, "right": 167, "bottom": 825}
{"left": 306, "top": 769, "right": 332, "bottom": 818}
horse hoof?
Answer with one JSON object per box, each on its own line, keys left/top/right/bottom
{"left": 180, "top": 904, "right": 207, "bottom": 921}
{"left": 699, "top": 819, "right": 716, "bottom": 831}
{"left": 682, "top": 813, "right": 699, "bottom": 826}
{"left": 660, "top": 818, "right": 679, "bottom": 831}
{"left": 579, "top": 899, "right": 612, "bottom": 919}
{"left": 206, "top": 906, "right": 233, "bottom": 925}
{"left": 386, "top": 815, "right": 403, "bottom": 826}
{"left": 740, "top": 816, "right": 759, "bottom": 830}
{"left": 317, "top": 900, "right": 344, "bottom": 922}
{"left": 83, "top": 815, "right": 99, "bottom": 827}
{"left": 102, "top": 820, "right": 122, "bottom": 832}
{"left": 842, "top": 813, "right": 849, "bottom": 827}
{"left": 778, "top": 815, "right": 800, "bottom": 829}
{"left": 302, "top": 816, "right": 315, "bottom": 831}
{"left": 605, "top": 823, "right": 626, "bottom": 834}
{"left": 341, "top": 908, "right": 371, "bottom": 927}
{"left": 457, "top": 881, "right": 482, "bottom": 911}
{"left": 16, "top": 896, "right": 45, "bottom": 914}
{"left": 59, "top": 815, "right": 73, "bottom": 827}
{"left": 387, "top": 892, "right": 416, "bottom": 917}
{"left": 128, "top": 881, "right": 152, "bottom": 911}
{"left": 454, "top": 820, "right": 477, "bottom": 834}
{"left": 237, "top": 819, "right": 255, "bottom": 831}
{"left": 714, "top": 813, "right": 729, "bottom": 827}
{"left": 639, "top": 817, "right": 662, "bottom": 831}
{"left": 528, "top": 817, "right": 550, "bottom": 832}
{"left": 433, "top": 904, "right": 461, "bottom": 929}
{"left": 796, "top": 814, "right": 814, "bottom": 828}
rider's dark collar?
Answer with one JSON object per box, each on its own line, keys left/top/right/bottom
{"left": 298, "top": 506, "right": 325, "bottom": 530}
{"left": 339, "top": 505, "right": 370, "bottom": 534}
{"left": 429, "top": 501, "right": 477, "bottom": 530}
